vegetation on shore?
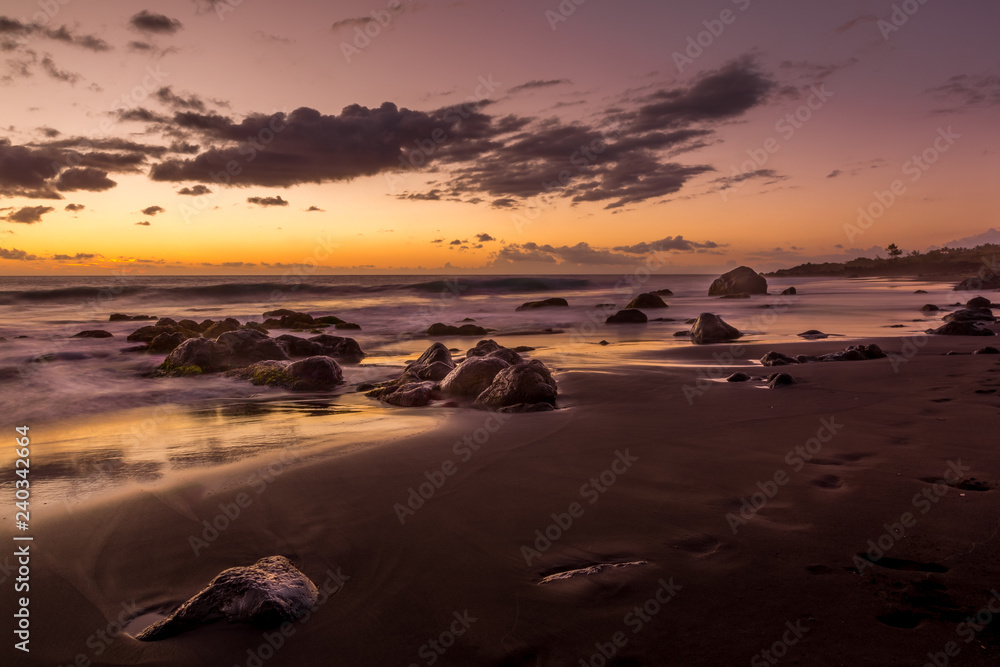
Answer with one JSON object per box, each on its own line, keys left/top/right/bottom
{"left": 767, "top": 243, "right": 1000, "bottom": 282}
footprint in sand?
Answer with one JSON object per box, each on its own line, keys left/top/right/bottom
{"left": 810, "top": 474, "right": 843, "bottom": 490}
{"left": 671, "top": 534, "right": 722, "bottom": 557}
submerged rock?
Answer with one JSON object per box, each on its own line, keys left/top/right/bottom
{"left": 109, "top": 313, "right": 156, "bottom": 322}
{"left": 943, "top": 307, "right": 994, "bottom": 323}
{"left": 781, "top": 287, "right": 797, "bottom": 295}
{"left": 760, "top": 344, "right": 888, "bottom": 366}
{"left": 727, "top": 372, "right": 752, "bottom": 382}
{"left": 967, "top": 296, "right": 992, "bottom": 309}
{"left": 74, "top": 330, "right": 113, "bottom": 338}
{"left": 230, "top": 356, "right": 343, "bottom": 391}
{"left": 974, "top": 346, "right": 999, "bottom": 354}
{"left": 929, "top": 321, "right": 996, "bottom": 336}
{"left": 921, "top": 304, "right": 940, "bottom": 312}
{"left": 135, "top": 556, "right": 318, "bottom": 641}
{"left": 797, "top": 330, "right": 829, "bottom": 339}
{"left": 516, "top": 297, "right": 568, "bottom": 311}
{"left": 625, "top": 293, "right": 668, "bottom": 309}
{"left": 690, "top": 313, "right": 742, "bottom": 344}
{"left": 708, "top": 266, "right": 767, "bottom": 296}
{"left": 606, "top": 309, "right": 647, "bottom": 324}
{"left": 651, "top": 288, "right": 673, "bottom": 296}
{"left": 427, "top": 322, "right": 488, "bottom": 336}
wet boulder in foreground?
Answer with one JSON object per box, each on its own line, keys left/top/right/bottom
{"left": 229, "top": 356, "right": 344, "bottom": 391}
{"left": 708, "top": 266, "right": 768, "bottom": 296}
{"left": 690, "top": 313, "right": 742, "bottom": 344}
{"left": 606, "top": 309, "right": 647, "bottom": 324}
{"left": 440, "top": 356, "right": 510, "bottom": 397}
{"left": 135, "top": 556, "right": 318, "bottom": 641}
{"left": 475, "top": 359, "right": 557, "bottom": 409}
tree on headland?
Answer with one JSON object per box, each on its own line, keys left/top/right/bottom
{"left": 886, "top": 243, "right": 902, "bottom": 259}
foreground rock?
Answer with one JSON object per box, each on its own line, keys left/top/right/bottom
{"left": 760, "top": 344, "right": 887, "bottom": 366}
{"left": 229, "top": 356, "right": 343, "bottom": 390}
{"left": 690, "top": 313, "right": 742, "bottom": 344}
{"left": 427, "top": 322, "right": 488, "bottom": 336}
{"left": 135, "top": 556, "right": 318, "bottom": 641}
{"left": 708, "top": 266, "right": 767, "bottom": 296}
{"left": 768, "top": 373, "right": 796, "bottom": 388}
{"left": 928, "top": 321, "right": 996, "bottom": 336}
{"left": 369, "top": 341, "right": 556, "bottom": 410}
{"left": 275, "top": 334, "right": 365, "bottom": 362}
{"left": 159, "top": 330, "right": 327, "bottom": 375}
{"left": 625, "top": 293, "right": 668, "bottom": 309}
{"left": 606, "top": 309, "right": 647, "bottom": 324}
{"left": 516, "top": 297, "right": 568, "bottom": 311}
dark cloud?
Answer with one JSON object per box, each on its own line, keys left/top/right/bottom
{"left": 449, "top": 239, "right": 465, "bottom": 245}
{"left": 142, "top": 205, "right": 165, "bottom": 216}
{"left": 64, "top": 203, "right": 84, "bottom": 211}
{"left": 613, "top": 235, "right": 722, "bottom": 254}
{"left": 835, "top": 15, "right": 877, "bottom": 33}
{"left": 826, "top": 169, "right": 842, "bottom": 178}
{"left": 397, "top": 189, "right": 443, "bottom": 201}
{"left": 135, "top": 220, "right": 150, "bottom": 226}
{"left": 117, "top": 107, "right": 170, "bottom": 123}
{"left": 247, "top": 195, "right": 289, "bottom": 207}
{"left": 926, "top": 74, "right": 1000, "bottom": 112}
{"left": 4, "top": 205, "right": 54, "bottom": 224}
{"left": 624, "top": 58, "right": 774, "bottom": 132}
{"left": 129, "top": 10, "right": 183, "bottom": 34}
{"left": 38, "top": 127, "right": 59, "bottom": 138}
{"left": 431, "top": 238, "right": 444, "bottom": 243}
{"left": 0, "top": 246, "right": 38, "bottom": 260}
{"left": 52, "top": 252, "right": 96, "bottom": 260}
{"left": 178, "top": 184, "right": 212, "bottom": 196}
{"left": 55, "top": 167, "right": 117, "bottom": 192}
{"left": 156, "top": 86, "right": 207, "bottom": 112}
{"left": 509, "top": 79, "right": 571, "bottom": 94}
{"left": 331, "top": 17, "right": 371, "bottom": 30}
{"left": 0, "top": 18, "right": 111, "bottom": 52}
{"left": 40, "top": 55, "right": 80, "bottom": 84}
{"left": 305, "top": 205, "right": 324, "bottom": 212}
{"left": 490, "top": 198, "right": 516, "bottom": 208}
{"left": 475, "top": 233, "right": 495, "bottom": 242}
{"left": 710, "top": 168, "right": 786, "bottom": 193}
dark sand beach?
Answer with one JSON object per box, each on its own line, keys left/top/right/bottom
{"left": 3, "top": 279, "right": 999, "bottom": 666}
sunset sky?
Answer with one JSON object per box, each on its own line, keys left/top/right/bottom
{"left": 0, "top": 0, "right": 997, "bottom": 275}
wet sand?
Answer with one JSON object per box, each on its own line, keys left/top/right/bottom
{"left": 5, "top": 329, "right": 1000, "bottom": 666}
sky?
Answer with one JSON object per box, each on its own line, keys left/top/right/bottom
{"left": 0, "top": 0, "right": 997, "bottom": 275}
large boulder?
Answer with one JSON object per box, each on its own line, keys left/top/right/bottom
{"left": 967, "top": 296, "right": 992, "bottom": 309}
{"left": 606, "top": 309, "right": 647, "bottom": 324}
{"left": 625, "top": 293, "right": 668, "bottom": 309}
{"left": 161, "top": 338, "right": 229, "bottom": 374}
{"left": 148, "top": 332, "right": 187, "bottom": 353}
{"left": 216, "top": 330, "right": 289, "bottom": 366}
{"left": 381, "top": 381, "right": 437, "bottom": 407}
{"left": 708, "top": 266, "right": 768, "bottom": 296}
{"left": 516, "top": 297, "right": 568, "bottom": 311}
{"left": 135, "top": 556, "right": 318, "bottom": 641}
{"left": 466, "top": 339, "right": 502, "bottom": 358}
{"left": 929, "top": 321, "right": 996, "bottom": 336}
{"left": 203, "top": 317, "right": 243, "bottom": 339}
{"left": 230, "top": 356, "right": 343, "bottom": 391}
{"left": 440, "top": 356, "right": 510, "bottom": 397}
{"left": 474, "top": 359, "right": 557, "bottom": 409}
{"left": 690, "top": 313, "right": 742, "bottom": 344}
{"left": 277, "top": 334, "right": 364, "bottom": 362}
{"left": 127, "top": 325, "right": 177, "bottom": 343}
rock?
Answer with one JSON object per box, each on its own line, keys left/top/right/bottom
{"left": 466, "top": 339, "right": 502, "bottom": 358}
{"left": 156, "top": 317, "right": 178, "bottom": 328}
{"left": 761, "top": 344, "right": 885, "bottom": 366}
{"left": 651, "top": 288, "right": 673, "bottom": 296}
{"left": 496, "top": 402, "right": 556, "bottom": 413}
{"left": 109, "top": 313, "right": 155, "bottom": 321}
{"left": 512, "top": 346, "right": 535, "bottom": 353}
{"left": 921, "top": 304, "right": 940, "bottom": 312}
{"left": 780, "top": 287, "right": 797, "bottom": 295}
{"left": 427, "top": 322, "right": 489, "bottom": 336}
{"left": 914, "top": 289, "right": 928, "bottom": 294}
{"left": 625, "top": 293, "right": 668, "bottom": 309}
{"left": 203, "top": 317, "right": 243, "bottom": 339}
{"left": 275, "top": 334, "right": 326, "bottom": 358}
{"left": 148, "top": 332, "right": 186, "bottom": 353}
{"left": 516, "top": 297, "right": 569, "bottom": 311}
{"left": 594, "top": 303, "right": 616, "bottom": 309}
{"left": 942, "top": 308, "right": 994, "bottom": 323}
{"left": 460, "top": 317, "right": 476, "bottom": 322}
{"left": 305, "top": 335, "right": 365, "bottom": 362}
{"left": 161, "top": 338, "right": 229, "bottom": 374}
{"left": 974, "top": 346, "right": 1000, "bottom": 354}
{"left": 727, "top": 372, "right": 751, "bottom": 382}
{"left": 954, "top": 275, "right": 1000, "bottom": 291}
{"left": 407, "top": 342, "right": 456, "bottom": 380}
{"left": 177, "top": 319, "right": 202, "bottom": 332}
{"left": 720, "top": 293, "right": 750, "bottom": 299}
{"left": 768, "top": 373, "right": 796, "bottom": 388}
{"left": 475, "top": 359, "right": 557, "bottom": 408}
{"left": 135, "top": 556, "right": 318, "bottom": 641}
{"left": 244, "top": 321, "right": 269, "bottom": 334}
{"left": 440, "top": 356, "right": 510, "bottom": 397}
{"left": 315, "top": 315, "right": 345, "bottom": 325}
{"left": 606, "top": 309, "right": 647, "bottom": 324}
{"left": 381, "top": 381, "right": 437, "bottom": 407}
{"left": 690, "top": 313, "right": 742, "bottom": 344}
{"left": 760, "top": 351, "right": 798, "bottom": 366}
{"left": 673, "top": 331, "right": 690, "bottom": 337}
{"left": 599, "top": 340, "right": 610, "bottom": 345}
{"left": 127, "top": 325, "right": 176, "bottom": 343}
{"left": 708, "top": 266, "right": 768, "bottom": 296}
{"left": 966, "top": 296, "right": 992, "bottom": 309}
{"left": 335, "top": 322, "right": 361, "bottom": 330}
{"left": 929, "top": 321, "right": 996, "bottom": 336}
{"left": 216, "top": 330, "right": 289, "bottom": 366}
{"left": 73, "top": 330, "right": 113, "bottom": 338}
{"left": 262, "top": 309, "right": 299, "bottom": 318}
{"left": 797, "top": 330, "right": 829, "bottom": 339}
{"left": 231, "top": 356, "right": 343, "bottom": 391}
